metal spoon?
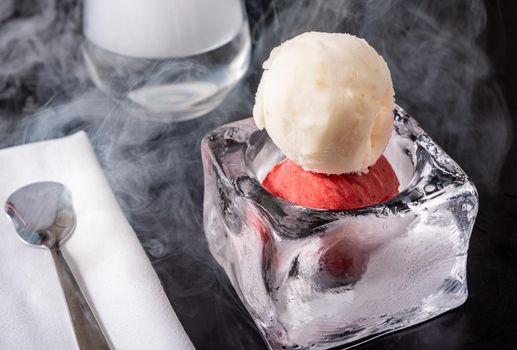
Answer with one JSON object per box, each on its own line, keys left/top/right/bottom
{"left": 5, "top": 182, "right": 111, "bottom": 350}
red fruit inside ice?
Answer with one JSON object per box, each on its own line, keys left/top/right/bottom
{"left": 320, "top": 239, "right": 369, "bottom": 282}
{"left": 262, "top": 155, "right": 399, "bottom": 210}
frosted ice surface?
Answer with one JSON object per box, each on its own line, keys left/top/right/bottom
{"left": 202, "top": 107, "right": 478, "bottom": 349}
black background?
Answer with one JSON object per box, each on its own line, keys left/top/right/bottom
{"left": 1, "top": 0, "right": 516, "bottom": 349}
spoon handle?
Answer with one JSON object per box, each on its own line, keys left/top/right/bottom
{"left": 50, "top": 246, "right": 111, "bottom": 350}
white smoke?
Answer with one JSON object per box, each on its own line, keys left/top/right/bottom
{"left": 0, "top": 0, "right": 511, "bottom": 348}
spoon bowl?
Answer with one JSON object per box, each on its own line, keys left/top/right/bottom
{"left": 6, "top": 182, "right": 76, "bottom": 248}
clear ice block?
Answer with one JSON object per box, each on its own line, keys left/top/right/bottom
{"left": 201, "top": 106, "right": 479, "bottom": 349}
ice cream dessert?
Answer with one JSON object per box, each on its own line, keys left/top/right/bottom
{"left": 253, "top": 32, "right": 399, "bottom": 209}
{"left": 263, "top": 157, "right": 398, "bottom": 210}
{"left": 202, "top": 29, "right": 478, "bottom": 350}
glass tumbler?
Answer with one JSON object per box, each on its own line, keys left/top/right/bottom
{"left": 82, "top": 0, "right": 251, "bottom": 120}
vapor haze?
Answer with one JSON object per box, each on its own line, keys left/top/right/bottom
{"left": 0, "top": 0, "right": 510, "bottom": 348}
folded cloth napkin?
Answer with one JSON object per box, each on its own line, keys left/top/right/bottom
{"left": 0, "top": 132, "right": 195, "bottom": 350}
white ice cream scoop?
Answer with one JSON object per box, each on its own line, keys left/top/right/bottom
{"left": 253, "top": 32, "right": 395, "bottom": 174}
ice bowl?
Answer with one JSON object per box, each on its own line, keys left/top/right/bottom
{"left": 201, "top": 106, "right": 478, "bottom": 349}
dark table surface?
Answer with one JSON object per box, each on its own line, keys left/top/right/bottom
{"left": 1, "top": 0, "right": 516, "bottom": 349}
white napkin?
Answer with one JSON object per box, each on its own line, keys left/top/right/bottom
{"left": 0, "top": 132, "right": 195, "bottom": 350}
